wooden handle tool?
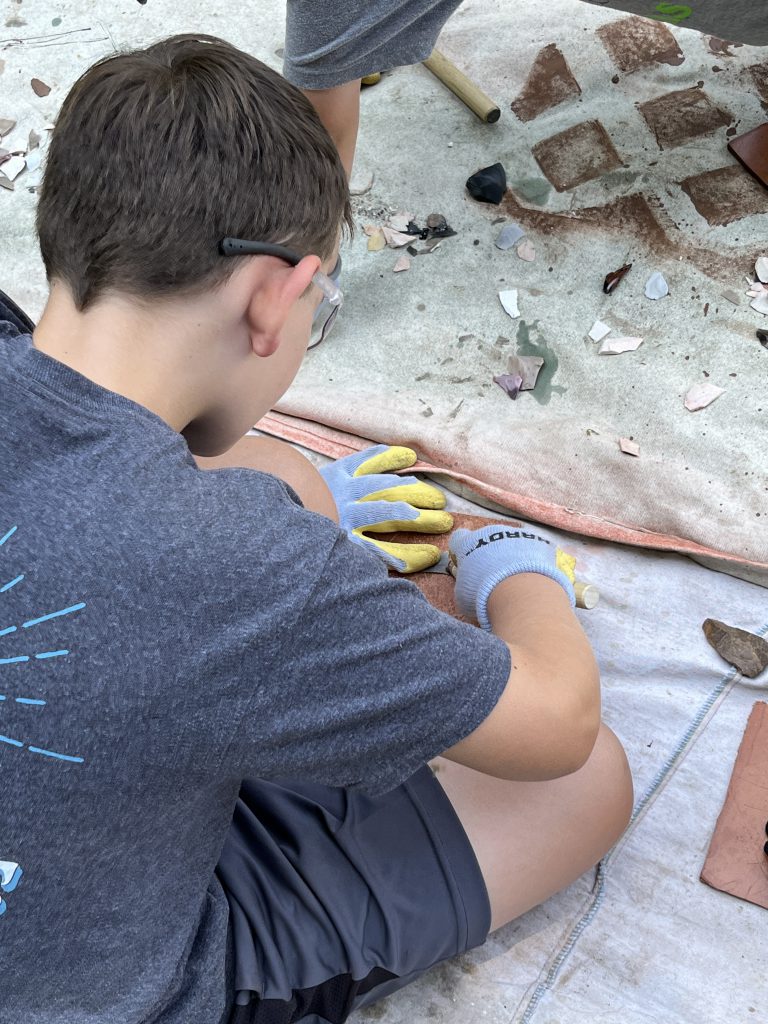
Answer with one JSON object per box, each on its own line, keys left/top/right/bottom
{"left": 422, "top": 49, "right": 501, "bottom": 124}
{"left": 574, "top": 582, "right": 600, "bottom": 610}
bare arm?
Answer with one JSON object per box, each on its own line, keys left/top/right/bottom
{"left": 200, "top": 442, "right": 598, "bottom": 778}
{"left": 441, "top": 573, "right": 601, "bottom": 781}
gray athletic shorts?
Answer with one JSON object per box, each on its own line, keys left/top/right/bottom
{"left": 218, "top": 765, "right": 491, "bottom": 1024}
{"left": 283, "top": 0, "right": 464, "bottom": 89}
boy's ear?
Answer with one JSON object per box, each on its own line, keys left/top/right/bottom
{"left": 245, "top": 254, "right": 321, "bottom": 358}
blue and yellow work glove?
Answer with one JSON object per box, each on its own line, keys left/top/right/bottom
{"left": 320, "top": 445, "right": 453, "bottom": 572}
{"left": 449, "top": 523, "right": 577, "bottom": 629}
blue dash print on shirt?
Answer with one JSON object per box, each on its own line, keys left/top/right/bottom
{"left": 22, "top": 603, "right": 86, "bottom": 629}
{"left": 0, "top": 528, "right": 86, "bottom": 768}
{"left": 0, "top": 526, "right": 17, "bottom": 548}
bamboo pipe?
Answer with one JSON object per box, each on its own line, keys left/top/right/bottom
{"left": 422, "top": 49, "right": 501, "bottom": 124}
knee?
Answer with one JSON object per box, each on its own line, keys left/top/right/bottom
{"left": 589, "top": 724, "right": 634, "bottom": 847}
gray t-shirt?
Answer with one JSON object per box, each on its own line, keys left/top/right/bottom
{"left": 0, "top": 325, "right": 510, "bottom": 1024}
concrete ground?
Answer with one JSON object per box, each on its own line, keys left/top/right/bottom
{"left": 273, "top": 4, "right": 768, "bottom": 578}
{"left": 2, "top": 1, "right": 768, "bottom": 1022}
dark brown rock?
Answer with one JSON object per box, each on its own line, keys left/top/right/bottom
{"left": 603, "top": 263, "right": 632, "bottom": 295}
{"left": 31, "top": 77, "right": 51, "bottom": 97}
{"left": 703, "top": 618, "right": 768, "bottom": 678}
{"left": 511, "top": 44, "right": 581, "bottom": 123}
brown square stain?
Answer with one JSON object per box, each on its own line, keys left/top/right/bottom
{"left": 748, "top": 63, "right": 768, "bottom": 107}
{"left": 598, "top": 16, "right": 684, "bottom": 74}
{"left": 532, "top": 120, "right": 623, "bottom": 192}
{"left": 681, "top": 166, "right": 768, "bottom": 226}
{"left": 638, "top": 88, "right": 732, "bottom": 150}
{"left": 511, "top": 43, "right": 581, "bottom": 123}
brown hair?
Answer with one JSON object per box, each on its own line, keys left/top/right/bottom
{"left": 36, "top": 34, "right": 352, "bottom": 310}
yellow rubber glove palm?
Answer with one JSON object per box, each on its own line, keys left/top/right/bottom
{"left": 320, "top": 445, "right": 453, "bottom": 572}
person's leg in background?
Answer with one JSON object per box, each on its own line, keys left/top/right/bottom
{"left": 300, "top": 80, "right": 362, "bottom": 179}
{"left": 282, "top": 1, "right": 464, "bottom": 180}
{"left": 282, "top": 1, "right": 464, "bottom": 347}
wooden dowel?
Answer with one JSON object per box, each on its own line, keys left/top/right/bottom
{"left": 422, "top": 49, "right": 501, "bottom": 124}
{"left": 574, "top": 582, "right": 600, "bottom": 610}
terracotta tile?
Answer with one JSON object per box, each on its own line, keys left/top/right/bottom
{"left": 532, "top": 120, "right": 623, "bottom": 192}
{"left": 598, "top": 16, "right": 684, "bottom": 74}
{"left": 681, "top": 165, "right": 768, "bottom": 226}
{"left": 638, "top": 88, "right": 732, "bottom": 150}
{"left": 728, "top": 124, "right": 768, "bottom": 189}
{"left": 511, "top": 44, "right": 581, "bottom": 123}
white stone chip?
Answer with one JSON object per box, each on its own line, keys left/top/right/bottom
{"left": 684, "top": 382, "right": 725, "bottom": 411}
{"left": 382, "top": 227, "right": 414, "bottom": 248}
{"left": 498, "top": 289, "right": 519, "bottom": 318}
{"left": 517, "top": 239, "right": 536, "bottom": 262}
{"left": 644, "top": 271, "right": 669, "bottom": 300}
{"left": 2, "top": 134, "right": 28, "bottom": 155}
{"left": 588, "top": 320, "right": 611, "bottom": 342}
{"left": 25, "top": 148, "right": 42, "bottom": 173}
{"left": 2, "top": 155, "right": 25, "bottom": 181}
{"left": 599, "top": 336, "right": 643, "bottom": 355}
{"left": 388, "top": 211, "right": 414, "bottom": 232}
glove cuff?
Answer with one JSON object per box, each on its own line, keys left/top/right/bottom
{"left": 475, "top": 563, "right": 576, "bottom": 630}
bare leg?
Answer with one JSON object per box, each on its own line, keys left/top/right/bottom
{"left": 195, "top": 435, "right": 337, "bottom": 521}
{"left": 301, "top": 79, "right": 362, "bottom": 179}
{"left": 433, "top": 724, "right": 633, "bottom": 932}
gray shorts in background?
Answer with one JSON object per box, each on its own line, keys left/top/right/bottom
{"left": 283, "top": 0, "right": 464, "bottom": 89}
{"left": 218, "top": 765, "right": 491, "bottom": 1024}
